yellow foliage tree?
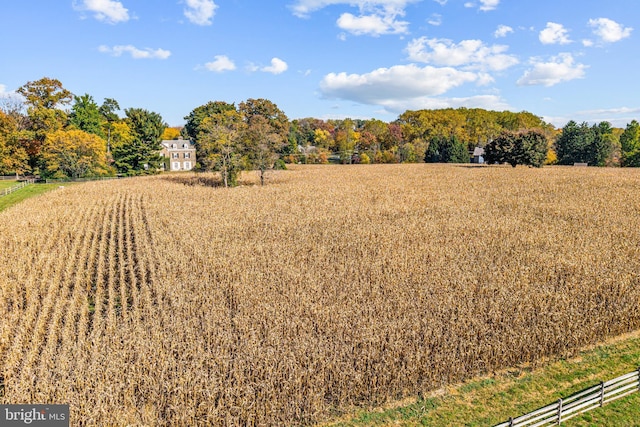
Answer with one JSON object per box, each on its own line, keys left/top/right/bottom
{"left": 162, "top": 127, "right": 182, "bottom": 140}
{"left": 42, "top": 129, "right": 111, "bottom": 178}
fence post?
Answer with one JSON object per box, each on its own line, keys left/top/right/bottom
{"left": 508, "top": 416, "right": 513, "bottom": 427}
{"left": 600, "top": 381, "right": 605, "bottom": 407}
{"left": 556, "top": 398, "right": 562, "bottom": 425}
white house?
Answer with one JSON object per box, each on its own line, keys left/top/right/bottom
{"left": 160, "top": 139, "right": 196, "bottom": 171}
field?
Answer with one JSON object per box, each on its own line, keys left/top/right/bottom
{"left": 1, "top": 164, "right": 640, "bottom": 425}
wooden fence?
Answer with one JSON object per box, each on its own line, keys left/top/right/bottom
{"left": 0, "top": 179, "right": 34, "bottom": 197}
{"left": 495, "top": 368, "right": 640, "bottom": 426}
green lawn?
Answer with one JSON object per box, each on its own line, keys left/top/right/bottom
{"left": 323, "top": 331, "right": 640, "bottom": 427}
{"left": 0, "top": 183, "right": 63, "bottom": 212}
{"left": 0, "top": 180, "right": 18, "bottom": 190}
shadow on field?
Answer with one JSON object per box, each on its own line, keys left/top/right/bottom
{"left": 161, "top": 175, "right": 224, "bottom": 188}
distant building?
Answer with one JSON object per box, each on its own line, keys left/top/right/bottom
{"left": 471, "top": 147, "right": 485, "bottom": 164}
{"left": 160, "top": 139, "right": 196, "bottom": 171}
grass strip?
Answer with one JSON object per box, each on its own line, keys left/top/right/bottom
{"left": 323, "top": 330, "right": 640, "bottom": 426}
{"left": 0, "top": 180, "right": 18, "bottom": 190}
{"left": 0, "top": 183, "right": 65, "bottom": 213}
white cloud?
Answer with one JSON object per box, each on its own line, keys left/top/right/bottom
{"left": 577, "top": 106, "right": 640, "bottom": 116}
{"left": 184, "top": 0, "right": 217, "bottom": 25}
{"left": 380, "top": 94, "right": 510, "bottom": 113}
{"left": 539, "top": 22, "right": 571, "bottom": 45}
{"left": 433, "top": 0, "right": 448, "bottom": 5}
{"left": 494, "top": 25, "right": 513, "bottom": 38}
{"left": 588, "top": 18, "right": 632, "bottom": 43}
{"left": 479, "top": 0, "right": 499, "bottom": 11}
{"left": 289, "top": 0, "right": 417, "bottom": 36}
{"left": 464, "top": 0, "right": 499, "bottom": 11}
{"left": 290, "top": 0, "right": 418, "bottom": 17}
{"left": 261, "top": 58, "right": 289, "bottom": 74}
{"left": 427, "top": 13, "right": 442, "bottom": 26}
{"left": 320, "top": 64, "right": 480, "bottom": 106}
{"left": 406, "top": 37, "right": 518, "bottom": 71}
{"left": 517, "top": 53, "right": 587, "bottom": 87}
{"left": 337, "top": 12, "right": 408, "bottom": 35}
{"left": 582, "top": 39, "right": 594, "bottom": 47}
{"left": 73, "top": 0, "right": 129, "bottom": 24}
{"left": 98, "top": 45, "right": 171, "bottom": 59}
{"left": 204, "top": 55, "right": 236, "bottom": 72}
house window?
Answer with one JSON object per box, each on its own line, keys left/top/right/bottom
{"left": 184, "top": 152, "right": 191, "bottom": 159}
{"left": 172, "top": 153, "right": 179, "bottom": 159}
{"left": 184, "top": 161, "right": 192, "bottom": 170}
{"left": 172, "top": 143, "right": 177, "bottom": 149}
{"left": 183, "top": 143, "right": 189, "bottom": 148}
{"left": 172, "top": 162, "right": 180, "bottom": 170}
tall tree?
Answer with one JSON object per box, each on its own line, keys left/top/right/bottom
{"left": 41, "top": 129, "right": 110, "bottom": 178}
{"left": 183, "top": 101, "right": 236, "bottom": 141}
{"left": 16, "top": 77, "right": 73, "bottom": 110}
{"left": 99, "top": 98, "right": 121, "bottom": 153}
{"left": 0, "top": 110, "right": 30, "bottom": 176}
{"left": 426, "top": 135, "right": 468, "bottom": 163}
{"left": 555, "top": 121, "right": 614, "bottom": 166}
{"left": 591, "top": 121, "right": 616, "bottom": 166}
{"left": 485, "top": 129, "right": 548, "bottom": 167}
{"left": 238, "top": 98, "right": 290, "bottom": 143}
{"left": 69, "top": 94, "right": 104, "bottom": 137}
{"left": 183, "top": 101, "right": 236, "bottom": 168}
{"left": 239, "top": 98, "right": 290, "bottom": 177}
{"left": 198, "top": 109, "right": 246, "bottom": 187}
{"left": 620, "top": 120, "right": 640, "bottom": 166}
{"left": 244, "top": 115, "right": 284, "bottom": 185}
{"left": 112, "top": 108, "right": 165, "bottom": 175}
{"left": 16, "top": 77, "right": 73, "bottom": 171}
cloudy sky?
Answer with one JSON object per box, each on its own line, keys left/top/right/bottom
{"left": 1, "top": 1, "right": 638, "bottom": 127}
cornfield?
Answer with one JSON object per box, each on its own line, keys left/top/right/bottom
{"left": 1, "top": 164, "right": 640, "bottom": 425}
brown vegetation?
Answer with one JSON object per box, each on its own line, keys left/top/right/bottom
{"left": 1, "top": 164, "right": 640, "bottom": 425}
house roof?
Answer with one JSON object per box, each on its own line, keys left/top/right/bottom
{"left": 161, "top": 140, "right": 195, "bottom": 150}
{"left": 473, "top": 147, "right": 485, "bottom": 156}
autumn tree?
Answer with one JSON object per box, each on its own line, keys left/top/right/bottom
{"left": 41, "top": 129, "right": 110, "bottom": 178}
{"left": 0, "top": 110, "right": 30, "bottom": 176}
{"left": 198, "top": 109, "right": 246, "bottom": 187}
{"left": 620, "top": 120, "right": 640, "bottom": 166}
{"left": 244, "top": 115, "right": 284, "bottom": 185}
{"left": 17, "top": 77, "right": 73, "bottom": 110}
{"left": 16, "top": 77, "right": 73, "bottom": 171}
{"left": 183, "top": 101, "right": 236, "bottom": 168}
{"left": 239, "top": 98, "right": 289, "bottom": 179}
{"left": 162, "top": 127, "right": 182, "bottom": 140}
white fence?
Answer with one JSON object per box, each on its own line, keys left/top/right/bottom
{"left": 495, "top": 368, "right": 640, "bottom": 426}
{"left": 0, "top": 179, "right": 34, "bottom": 197}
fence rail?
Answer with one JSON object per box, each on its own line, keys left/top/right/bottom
{"left": 495, "top": 368, "right": 640, "bottom": 427}
{"left": 0, "top": 179, "right": 34, "bottom": 197}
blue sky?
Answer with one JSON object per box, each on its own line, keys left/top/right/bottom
{"left": 1, "top": 1, "right": 638, "bottom": 128}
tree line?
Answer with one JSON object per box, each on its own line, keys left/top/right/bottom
{"left": 2, "top": 77, "right": 640, "bottom": 184}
